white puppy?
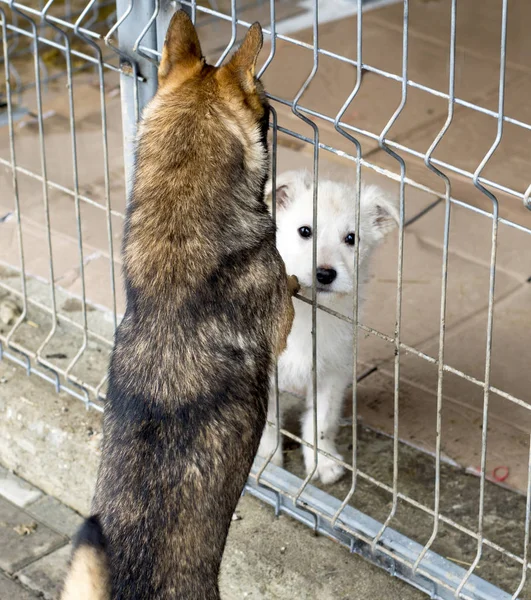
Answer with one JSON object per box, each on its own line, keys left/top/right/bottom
{"left": 258, "top": 170, "right": 398, "bottom": 485}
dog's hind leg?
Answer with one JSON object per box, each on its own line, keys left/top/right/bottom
{"left": 275, "top": 275, "right": 299, "bottom": 357}
{"left": 257, "top": 384, "right": 285, "bottom": 467}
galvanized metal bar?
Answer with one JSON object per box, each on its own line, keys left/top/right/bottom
{"left": 105, "top": 0, "right": 142, "bottom": 125}
{"left": 371, "top": 0, "right": 408, "bottom": 552}
{"left": 289, "top": 0, "right": 319, "bottom": 504}
{"left": 155, "top": 0, "right": 176, "bottom": 54}
{"left": 133, "top": 0, "right": 160, "bottom": 63}
{"left": 0, "top": 0, "right": 119, "bottom": 42}
{"left": 247, "top": 459, "right": 513, "bottom": 600}
{"left": 73, "top": 1, "right": 118, "bottom": 334}
{"left": 257, "top": 0, "right": 276, "bottom": 78}
{"left": 0, "top": 282, "right": 114, "bottom": 347}
{"left": 256, "top": 105, "right": 282, "bottom": 485}
{"left": 215, "top": 0, "right": 236, "bottom": 66}
{"left": 0, "top": 5, "right": 30, "bottom": 373}
{"left": 330, "top": 0, "right": 363, "bottom": 528}
{"left": 115, "top": 0, "right": 158, "bottom": 200}
{"left": 455, "top": 0, "right": 507, "bottom": 594}
{"left": 412, "top": 0, "right": 456, "bottom": 573}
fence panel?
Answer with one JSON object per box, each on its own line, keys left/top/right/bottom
{"left": 1, "top": 1, "right": 530, "bottom": 598}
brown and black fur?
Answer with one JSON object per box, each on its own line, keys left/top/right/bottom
{"left": 61, "top": 10, "right": 297, "bottom": 600}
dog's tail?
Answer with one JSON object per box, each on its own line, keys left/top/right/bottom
{"left": 61, "top": 515, "right": 111, "bottom": 600}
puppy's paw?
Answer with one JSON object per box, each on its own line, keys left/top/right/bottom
{"left": 287, "top": 274, "right": 300, "bottom": 296}
{"left": 257, "top": 432, "right": 283, "bottom": 467}
{"left": 303, "top": 446, "right": 345, "bottom": 485}
{"left": 314, "top": 456, "right": 346, "bottom": 486}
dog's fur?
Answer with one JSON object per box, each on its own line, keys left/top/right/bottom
{"left": 258, "top": 170, "right": 398, "bottom": 484}
{"left": 61, "top": 517, "right": 110, "bottom": 600}
{"left": 61, "top": 11, "right": 297, "bottom": 599}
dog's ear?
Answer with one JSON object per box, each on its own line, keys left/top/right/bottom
{"left": 265, "top": 170, "right": 311, "bottom": 210}
{"left": 362, "top": 185, "right": 399, "bottom": 238}
{"left": 158, "top": 10, "right": 203, "bottom": 85}
{"left": 222, "top": 22, "right": 263, "bottom": 91}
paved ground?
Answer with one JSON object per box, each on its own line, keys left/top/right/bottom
{"left": 0, "top": 466, "right": 80, "bottom": 599}
{"left": 0, "top": 461, "right": 426, "bottom": 600}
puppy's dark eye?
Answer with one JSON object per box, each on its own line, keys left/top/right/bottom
{"left": 298, "top": 226, "right": 312, "bottom": 239}
{"left": 345, "top": 232, "right": 356, "bottom": 246}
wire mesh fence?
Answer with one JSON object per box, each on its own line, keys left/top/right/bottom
{"left": 1, "top": 1, "right": 531, "bottom": 598}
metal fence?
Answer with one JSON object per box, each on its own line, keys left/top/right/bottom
{"left": 1, "top": 1, "right": 531, "bottom": 598}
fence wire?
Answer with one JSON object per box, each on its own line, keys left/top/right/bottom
{"left": 1, "top": 1, "right": 531, "bottom": 599}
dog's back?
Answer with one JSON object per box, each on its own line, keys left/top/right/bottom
{"left": 62, "top": 11, "right": 295, "bottom": 600}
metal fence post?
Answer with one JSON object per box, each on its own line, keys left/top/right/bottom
{"left": 115, "top": 0, "right": 158, "bottom": 199}
{"left": 156, "top": 0, "right": 178, "bottom": 52}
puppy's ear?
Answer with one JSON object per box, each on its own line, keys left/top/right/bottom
{"left": 158, "top": 10, "right": 203, "bottom": 85}
{"left": 222, "top": 22, "right": 263, "bottom": 91}
{"left": 362, "top": 185, "right": 399, "bottom": 239}
{"left": 264, "top": 182, "right": 290, "bottom": 210}
{"left": 265, "top": 170, "right": 311, "bottom": 210}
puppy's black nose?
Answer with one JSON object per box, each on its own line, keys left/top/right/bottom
{"left": 316, "top": 268, "right": 337, "bottom": 285}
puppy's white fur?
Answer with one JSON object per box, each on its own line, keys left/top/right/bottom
{"left": 258, "top": 170, "right": 398, "bottom": 485}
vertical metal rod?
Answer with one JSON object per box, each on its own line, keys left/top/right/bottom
{"left": 371, "top": 0, "right": 408, "bottom": 552}
{"left": 0, "top": 6, "right": 30, "bottom": 373}
{"left": 455, "top": 0, "right": 507, "bottom": 595}
{"left": 256, "top": 105, "right": 281, "bottom": 484}
{"left": 133, "top": 0, "right": 160, "bottom": 62}
{"left": 292, "top": 0, "right": 319, "bottom": 502}
{"left": 257, "top": 0, "right": 276, "bottom": 78}
{"left": 104, "top": 0, "right": 141, "bottom": 125}
{"left": 116, "top": 0, "right": 158, "bottom": 200}
{"left": 74, "top": 0, "right": 118, "bottom": 331}
{"left": 215, "top": 0, "right": 236, "bottom": 66}
{"left": 183, "top": 0, "right": 196, "bottom": 23}
{"left": 412, "top": 0, "right": 456, "bottom": 572}
{"left": 330, "top": 0, "right": 363, "bottom": 528}
{"left": 155, "top": 0, "right": 175, "bottom": 55}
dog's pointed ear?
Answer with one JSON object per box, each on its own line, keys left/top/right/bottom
{"left": 223, "top": 22, "right": 263, "bottom": 91}
{"left": 158, "top": 10, "right": 203, "bottom": 85}
{"left": 362, "top": 185, "right": 399, "bottom": 238}
{"left": 265, "top": 170, "right": 310, "bottom": 210}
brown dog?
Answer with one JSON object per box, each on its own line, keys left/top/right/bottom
{"left": 61, "top": 10, "right": 297, "bottom": 600}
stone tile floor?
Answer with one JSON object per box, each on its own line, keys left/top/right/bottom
{"left": 0, "top": 466, "right": 81, "bottom": 599}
